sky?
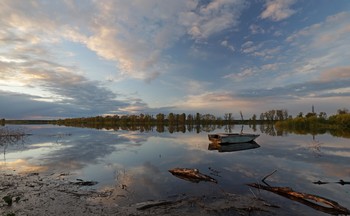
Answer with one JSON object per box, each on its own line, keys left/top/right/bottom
{"left": 1, "top": 0, "right": 350, "bottom": 120}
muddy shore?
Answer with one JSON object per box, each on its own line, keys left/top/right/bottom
{"left": 0, "top": 171, "right": 282, "bottom": 216}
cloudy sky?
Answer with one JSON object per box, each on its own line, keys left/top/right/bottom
{"left": 1, "top": 0, "right": 350, "bottom": 119}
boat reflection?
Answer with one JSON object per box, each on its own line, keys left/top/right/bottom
{"left": 208, "top": 141, "right": 260, "bottom": 153}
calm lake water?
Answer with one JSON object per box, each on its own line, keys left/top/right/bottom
{"left": 1, "top": 124, "right": 349, "bottom": 215}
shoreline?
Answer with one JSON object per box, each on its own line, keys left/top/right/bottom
{"left": 0, "top": 172, "right": 278, "bottom": 216}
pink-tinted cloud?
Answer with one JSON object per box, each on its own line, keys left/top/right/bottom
{"left": 260, "top": 0, "right": 297, "bottom": 21}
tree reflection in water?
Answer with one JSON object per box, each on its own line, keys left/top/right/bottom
{"left": 0, "top": 126, "right": 27, "bottom": 158}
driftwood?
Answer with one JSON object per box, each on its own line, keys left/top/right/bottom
{"left": 338, "top": 180, "right": 350, "bottom": 185}
{"left": 70, "top": 179, "right": 98, "bottom": 186}
{"left": 137, "top": 200, "right": 182, "bottom": 210}
{"left": 313, "top": 180, "right": 329, "bottom": 185}
{"left": 248, "top": 183, "right": 350, "bottom": 215}
{"left": 313, "top": 179, "right": 350, "bottom": 185}
{"left": 169, "top": 168, "right": 217, "bottom": 183}
{"left": 261, "top": 170, "right": 277, "bottom": 186}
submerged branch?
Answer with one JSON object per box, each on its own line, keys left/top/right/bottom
{"left": 248, "top": 183, "right": 350, "bottom": 215}
{"left": 262, "top": 170, "right": 277, "bottom": 186}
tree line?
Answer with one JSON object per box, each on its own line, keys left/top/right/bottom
{"left": 1, "top": 108, "right": 350, "bottom": 137}
{"left": 2, "top": 108, "right": 349, "bottom": 131}
{"left": 275, "top": 108, "right": 350, "bottom": 134}
{"left": 53, "top": 112, "right": 241, "bottom": 128}
{"left": 52, "top": 110, "right": 291, "bottom": 128}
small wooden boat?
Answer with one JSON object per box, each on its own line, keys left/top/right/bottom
{"left": 208, "top": 133, "right": 259, "bottom": 144}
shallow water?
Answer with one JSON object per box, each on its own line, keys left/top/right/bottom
{"left": 1, "top": 124, "right": 349, "bottom": 215}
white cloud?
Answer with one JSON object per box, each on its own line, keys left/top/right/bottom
{"left": 284, "top": 11, "right": 350, "bottom": 81}
{"left": 319, "top": 66, "right": 350, "bottom": 82}
{"left": 180, "top": 0, "right": 248, "bottom": 41}
{"left": 0, "top": 0, "right": 249, "bottom": 82}
{"left": 273, "top": 30, "right": 283, "bottom": 37}
{"left": 240, "top": 41, "right": 280, "bottom": 59}
{"left": 241, "top": 41, "right": 254, "bottom": 48}
{"left": 286, "top": 23, "right": 322, "bottom": 43}
{"left": 240, "top": 41, "right": 262, "bottom": 54}
{"left": 223, "top": 68, "right": 256, "bottom": 81}
{"left": 0, "top": 20, "right": 144, "bottom": 118}
{"left": 249, "top": 24, "right": 265, "bottom": 34}
{"left": 189, "top": 45, "right": 209, "bottom": 59}
{"left": 286, "top": 12, "right": 350, "bottom": 46}
{"left": 0, "top": 50, "right": 132, "bottom": 113}
{"left": 220, "top": 40, "right": 235, "bottom": 52}
{"left": 294, "top": 53, "right": 337, "bottom": 76}
{"left": 85, "top": 0, "right": 246, "bottom": 80}
{"left": 261, "top": 63, "right": 280, "bottom": 71}
{"left": 174, "top": 91, "right": 257, "bottom": 115}
{"left": 185, "top": 80, "right": 212, "bottom": 94}
{"left": 260, "top": 0, "right": 297, "bottom": 21}
{"left": 252, "top": 46, "right": 281, "bottom": 59}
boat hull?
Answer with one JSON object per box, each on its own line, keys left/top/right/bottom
{"left": 208, "top": 141, "right": 260, "bottom": 152}
{"left": 208, "top": 133, "right": 259, "bottom": 144}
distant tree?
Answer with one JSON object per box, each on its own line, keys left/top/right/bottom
{"left": 144, "top": 114, "right": 152, "bottom": 124}
{"left": 251, "top": 114, "right": 257, "bottom": 122}
{"left": 195, "top": 113, "right": 201, "bottom": 123}
{"left": 259, "top": 113, "right": 265, "bottom": 121}
{"left": 318, "top": 112, "right": 327, "bottom": 119}
{"left": 337, "top": 108, "right": 349, "bottom": 115}
{"left": 297, "top": 112, "right": 303, "bottom": 118}
{"left": 224, "top": 113, "right": 233, "bottom": 122}
{"left": 179, "top": 113, "right": 186, "bottom": 124}
{"left": 305, "top": 112, "right": 317, "bottom": 118}
{"left": 276, "top": 110, "right": 284, "bottom": 121}
{"left": 264, "top": 110, "right": 276, "bottom": 121}
{"left": 139, "top": 113, "right": 145, "bottom": 121}
{"left": 187, "top": 114, "right": 193, "bottom": 124}
{"left": 175, "top": 114, "right": 180, "bottom": 124}
{"left": 224, "top": 113, "right": 229, "bottom": 121}
{"left": 283, "top": 110, "right": 289, "bottom": 120}
{"left": 201, "top": 114, "right": 216, "bottom": 124}
{"left": 239, "top": 111, "right": 244, "bottom": 121}
{"left": 168, "top": 113, "right": 175, "bottom": 124}
{"left": 156, "top": 113, "right": 165, "bottom": 123}
{"left": 274, "top": 109, "right": 288, "bottom": 121}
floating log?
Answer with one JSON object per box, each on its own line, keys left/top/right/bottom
{"left": 70, "top": 179, "right": 98, "bottom": 186}
{"left": 313, "top": 179, "right": 350, "bottom": 185}
{"left": 313, "top": 180, "right": 329, "bottom": 185}
{"left": 137, "top": 200, "right": 180, "bottom": 210}
{"left": 247, "top": 183, "right": 350, "bottom": 215}
{"left": 169, "top": 168, "right": 217, "bottom": 183}
{"left": 338, "top": 180, "right": 350, "bottom": 185}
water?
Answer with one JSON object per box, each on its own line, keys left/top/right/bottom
{"left": 1, "top": 124, "right": 349, "bottom": 215}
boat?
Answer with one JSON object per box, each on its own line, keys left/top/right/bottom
{"left": 208, "top": 141, "right": 260, "bottom": 152}
{"left": 208, "top": 133, "right": 259, "bottom": 144}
